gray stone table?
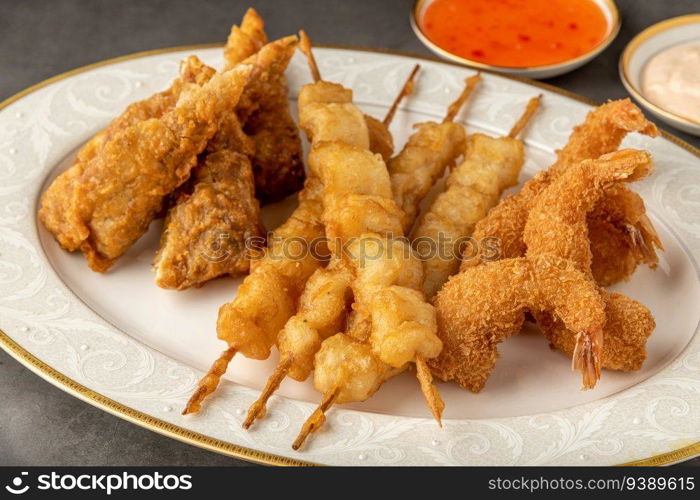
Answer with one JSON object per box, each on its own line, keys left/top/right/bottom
{"left": 1, "top": 0, "right": 698, "bottom": 466}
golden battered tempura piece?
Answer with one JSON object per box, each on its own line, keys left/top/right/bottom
{"left": 432, "top": 150, "right": 655, "bottom": 391}
{"left": 464, "top": 99, "right": 660, "bottom": 285}
{"left": 243, "top": 66, "right": 425, "bottom": 431}
{"left": 183, "top": 176, "right": 325, "bottom": 415}
{"left": 39, "top": 64, "right": 253, "bottom": 272}
{"left": 414, "top": 96, "right": 539, "bottom": 298}
{"left": 153, "top": 149, "right": 264, "bottom": 290}
{"left": 387, "top": 73, "right": 480, "bottom": 233}
{"left": 184, "top": 36, "right": 412, "bottom": 417}
{"left": 289, "top": 58, "right": 444, "bottom": 450}
{"left": 223, "top": 8, "right": 267, "bottom": 66}
{"left": 225, "top": 9, "right": 305, "bottom": 201}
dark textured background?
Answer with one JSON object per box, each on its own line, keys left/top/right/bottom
{"left": 0, "top": 0, "right": 698, "bottom": 466}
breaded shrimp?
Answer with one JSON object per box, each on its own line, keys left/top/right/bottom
{"left": 523, "top": 149, "right": 656, "bottom": 374}
{"left": 433, "top": 149, "right": 655, "bottom": 390}
{"left": 431, "top": 254, "right": 605, "bottom": 392}
{"left": 463, "top": 99, "right": 660, "bottom": 284}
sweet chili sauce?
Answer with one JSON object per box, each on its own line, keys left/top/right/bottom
{"left": 420, "top": 0, "right": 609, "bottom": 67}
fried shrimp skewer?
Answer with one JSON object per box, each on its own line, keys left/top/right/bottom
{"left": 246, "top": 71, "right": 480, "bottom": 431}
{"left": 463, "top": 99, "right": 660, "bottom": 285}
{"left": 298, "top": 30, "right": 397, "bottom": 162}
{"left": 415, "top": 95, "right": 541, "bottom": 298}
{"left": 290, "top": 39, "right": 444, "bottom": 450}
{"left": 243, "top": 59, "right": 432, "bottom": 429}
{"left": 183, "top": 34, "right": 412, "bottom": 416}
{"left": 389, "top": 75, "right": 478, "bottom": 233}
{"left": 431, "top": 150, "right": 654, "bottom": 391}
{"left": 39, "top": 63, "right": 253, "bottom": 272}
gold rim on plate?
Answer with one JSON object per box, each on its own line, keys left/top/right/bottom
{"left": 619, "top": 14, "right": 700, "bottom": 128}
{"left": 0, "top": 43, "right": 698, "bottom": 467}
{"left": 410, "top": 0, "right": 621, "bottom": 73}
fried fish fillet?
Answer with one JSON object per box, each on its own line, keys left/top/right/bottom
{"left": 39, "top": 64, "right": 253, "bottom": 271}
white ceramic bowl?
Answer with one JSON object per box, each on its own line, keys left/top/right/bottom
{"left": 620, "top": 14, "right": 700, "bottom": 137}
{"left": 410, "top": 0, "right": 620, "bottom": 79}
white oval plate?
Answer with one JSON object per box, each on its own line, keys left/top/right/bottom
{"left": 1, "top": 45, "right": 700, "bottom": 466}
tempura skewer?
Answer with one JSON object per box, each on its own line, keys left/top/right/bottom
{"left": 443, "top": 73, "right": 480, "bottom": 123}
{"left": 383, "top": 64, "right": 421, "bottom": 126}
{"left": 390, "top": 74, "right": 479, "bottom": 233}
{"left": 414, "top": 95, "right": 541, "bottom": 298}
{"left": 243, "top": 74, "right": 475, "bottom": 429}
{"left": 183, "top": 33, "right": 410, "bottom": 416}
{"left": 289, "top": 39, "right": 445, "bottom": 449}
{"left": 298, "top": 30, "right": 399, "bottom": 162}
{"left": 244, "top": 61, "right": 427, "bottom": 431}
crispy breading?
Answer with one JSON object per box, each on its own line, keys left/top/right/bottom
{"left": 414, "top": 132, "right": 523, "bottom": 297}
{"left": 433, "top": 150, "right": 655, "bottom": 391}
{"left": 39, "top": 64, "right": 253, "bottom": 271}
{"left": 153, "top": 150, "right": 264, "bottom": 290}
{"left": 432, "top": 254, "right": 606, "bottom": 392}
{"left": 523, "top": 149, "right": 656, "bottom": 374}
{"left": 463, "top": 99, "right": 660, "bottom": 284}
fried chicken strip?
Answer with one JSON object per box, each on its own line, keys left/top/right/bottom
{"left": 39, "top": 63, "right": 253, "bottom": 271}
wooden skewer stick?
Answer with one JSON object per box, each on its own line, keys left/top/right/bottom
{"left": 242, "top": 355, "right": 294, "bottom": 429}
{"left": 298, "top": 30, "right": 321, "bottom": 83}
{"left": 443, "top": 72, "right": 481, "bottom": 123}
{"left": 508, "top": 94, "right": 542, "bottom": 138}
{"left": 383, "top": 64, "right": 421, "bottom": 126}
{"left": 182, "top": 346, "right": 237, "bottom": 415}
{"left": 292, "top": 389, "right": 339, "bottom": 450}
{"left": 415, "top": 355, "right": 445, "bottom": 426}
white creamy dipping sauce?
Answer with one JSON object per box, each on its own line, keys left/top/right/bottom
{"left": 641, "top": 41, "right": 700, "bottom": 123}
